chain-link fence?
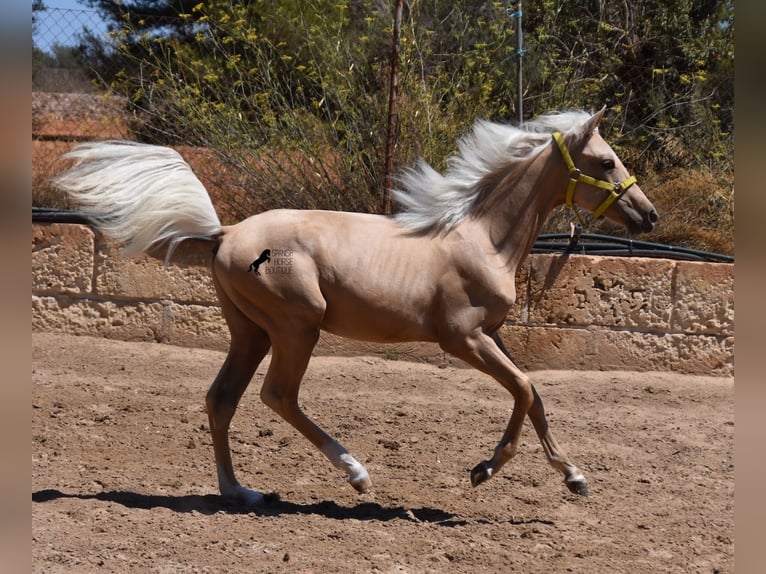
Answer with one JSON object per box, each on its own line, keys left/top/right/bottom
{"left": 32, "top": 3, "right": 733, "bottom": 254}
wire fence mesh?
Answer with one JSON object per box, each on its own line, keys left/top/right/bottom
{"left": 32, "top": 3, "right": 733, "bottom": 256}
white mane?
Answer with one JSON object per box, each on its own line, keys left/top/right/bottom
{"left": 392, "top": 110, "right": 592, "bottom": 232}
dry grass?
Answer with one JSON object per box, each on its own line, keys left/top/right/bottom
{"left": 641, "top": 167, "right": 734, "bottom": 255}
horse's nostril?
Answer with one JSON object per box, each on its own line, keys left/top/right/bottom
{"left": 641, "top": 209, "right": 658, "bottom": 232}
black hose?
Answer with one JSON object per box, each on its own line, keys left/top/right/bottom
{"left": 32, "top": 208, "right": 93, "bottom": 225}
{"left": 532, "top": 232, "right": 733, "bottom": 263}
{"left": 32, "top": 208, "right": 734, "bottom": 263}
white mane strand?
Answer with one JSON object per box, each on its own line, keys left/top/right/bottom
{"left": 392, "top": 110, "right": 591, "bottom": 232}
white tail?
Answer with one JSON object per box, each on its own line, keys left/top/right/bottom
{"left": 54, "top": 140, "right": 222, "bottom": 258}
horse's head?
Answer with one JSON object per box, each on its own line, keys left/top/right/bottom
{"left": 555, "top": 107, "right": 658, "bottom": 234}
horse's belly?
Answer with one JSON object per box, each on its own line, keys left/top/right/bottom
{"left": 319, "top": 282, "right": 439, "bottom": 344}
{"left": 320, "top": 313, "right": 436, "bottom": 344}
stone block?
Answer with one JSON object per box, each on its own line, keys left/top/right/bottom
{"left": 497, "top": 325, "right": 591, "bottom": 371}
{"left": 587, "top": 330, "right": 733, "bottom": 376}
{"left": 671, "top": 333, "right": 733, "bottom": 376}
{"left": 32, "top": 295, "right": 166, "bottom": 342}
{"left": 672, "top": 261, "right": 734, "bottom": 336}
{"left": 95, "top": 236, "right": 218, "bottom": 303}
{"left": 32, "top": 223, "right": 94, "bottom": 295}
{"left": 587, "top": 329, "right": 677, "bottom": 372}
{"left": 506, "top": 262, "right": 530, "bottom": 324}
{"left": 526, "top": 255, "right": 674, "bottom": 330}
{"left": 165, "top": 303, "right": 229, "bottom": 351}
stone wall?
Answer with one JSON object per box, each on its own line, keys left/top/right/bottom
{"left": 32, "top": 222, "right": 734, "bottom": 376}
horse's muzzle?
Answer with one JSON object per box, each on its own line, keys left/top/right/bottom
{"left": 626, "top": 207, "right": 658, "bottom": 235}
{"left": 642, "top": 208, "right": 659, "bottom": 232}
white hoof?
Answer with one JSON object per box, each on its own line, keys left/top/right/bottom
{"left": 339, "top": 453, "right": 372, "bottom": 493}
{"left": 348, "top": 467, "right": 373, "bottom": 493}
{"left": 322, "top": 442, "right": 373, "bottom": 493}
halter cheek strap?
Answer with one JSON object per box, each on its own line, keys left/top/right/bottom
{"left": 552, "top": 131, "right": 637, "bottom": 224}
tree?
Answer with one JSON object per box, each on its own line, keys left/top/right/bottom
{"left": 92, "top": 1, "right": 394, "bottom": 217}
{"left": 520, "top": 0, "right": 733, "bottom": 171}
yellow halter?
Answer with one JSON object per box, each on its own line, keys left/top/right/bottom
{"left": 552, "top": 131, "right": 637, "bottom": 226}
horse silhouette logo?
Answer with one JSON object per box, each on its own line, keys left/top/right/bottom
{"left": 248, "top": 249, "right": 271, "bottom": 276}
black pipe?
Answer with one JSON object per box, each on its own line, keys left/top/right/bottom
{"left": 32, "top": 208, "right": 92, "bottom": 225}
{"left": 32, "top": 208, "right": 733, "bottom": 263}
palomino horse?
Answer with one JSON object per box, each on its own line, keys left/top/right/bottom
{"left": 54, "top": 107, "right": 657, "bottom": 505}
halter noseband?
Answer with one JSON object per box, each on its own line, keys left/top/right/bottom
{"left": 552, "top": 131, "right": 637, "bottom": 225}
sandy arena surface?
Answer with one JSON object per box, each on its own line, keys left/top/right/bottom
{"left": 32, "top": 333, "right": 733, "bottom": 573}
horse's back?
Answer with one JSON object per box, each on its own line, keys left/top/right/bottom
{"left": 217, "top": 208, "right": 402, "bottom": 268}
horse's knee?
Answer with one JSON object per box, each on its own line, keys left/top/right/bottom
{"left": 513, "top": 382, "right": 535, "bottom": 412}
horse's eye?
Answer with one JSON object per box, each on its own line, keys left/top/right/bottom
{"left": 601, "top": 159, "right": 615, "bottom": 170}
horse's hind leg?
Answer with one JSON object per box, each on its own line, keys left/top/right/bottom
{"left": 206, "top": 284, "right": 271, "bottom": 505}
{"left": 260, "top": 328, "right": 372, "bottom": 494}
{"left": 492, "top": 333, "right": 588, "bottom": 495}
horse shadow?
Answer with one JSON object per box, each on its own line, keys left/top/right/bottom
{"left": 32, "top": 488, "right": 471, "bottom": 525}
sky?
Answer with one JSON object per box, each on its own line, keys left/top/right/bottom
{"left": 43, "top": 0, "right": 88, "bottom": 7}
{"left": 34, "top": 0, "right": 111, "bottom": 54}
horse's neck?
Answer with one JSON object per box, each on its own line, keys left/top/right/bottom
{"left": 464, "top": 149, "right": 563, "bottom": 271}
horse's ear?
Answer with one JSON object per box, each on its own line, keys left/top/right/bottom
{"left": 581, "top": 106, "right": 606, "bottom": 135}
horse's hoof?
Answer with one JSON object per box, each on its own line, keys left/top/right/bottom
{"left": 224, "top": 485, "right": 266, "bottom": 506}
{"left": 565, "top": 477, "right": 589, "bottom": 496}
{"left": 349, "top": 472, "right": 373, "bottom": 494}
{"left": 470, "top": 461, "right": 493, "bottom": 487}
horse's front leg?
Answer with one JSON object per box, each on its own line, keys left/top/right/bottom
{"left": 441, "top": 329, "right": 535, "bottom": 486}
{"left": 443, "top": 329, "right": 589, "bottom": 495}
{"left": 490, "top": 333, "right": 588, "bottom": 495}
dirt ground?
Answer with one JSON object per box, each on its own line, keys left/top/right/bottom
{"left": 32, "top": 333, "right": 733, "bottom": 573}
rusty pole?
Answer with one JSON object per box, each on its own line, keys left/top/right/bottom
{"left": 515, "top": 2, "right": 523, "bottom": 123}
{"left": 382, "top": 0, "right": 404, "bottom": 215}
